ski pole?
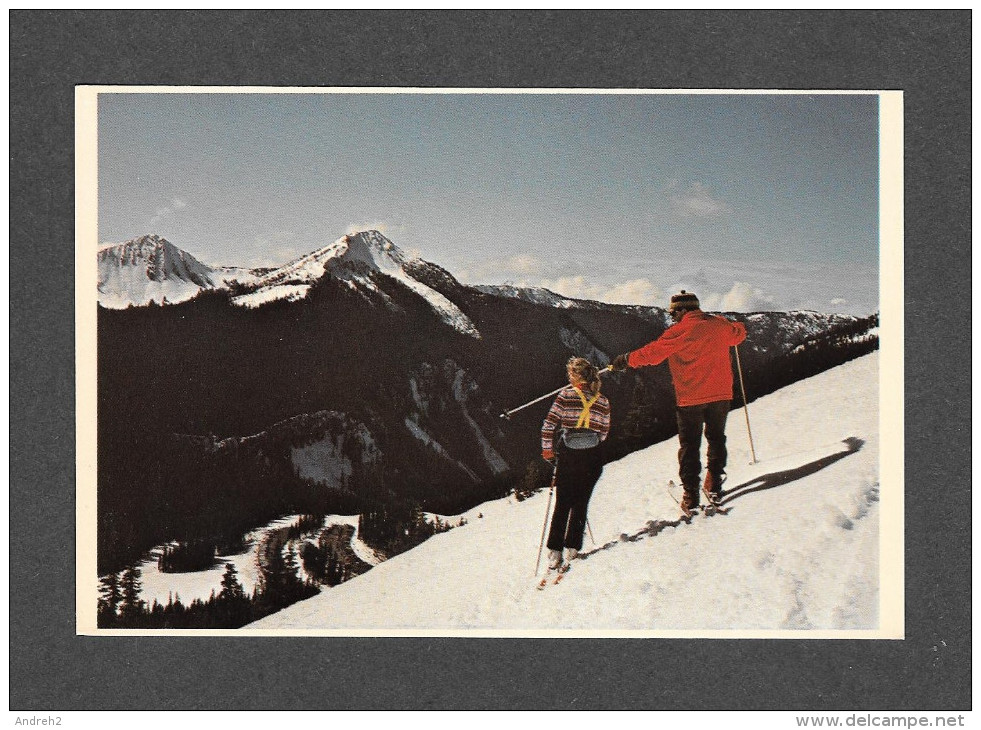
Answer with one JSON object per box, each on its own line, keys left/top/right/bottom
{"left": 534, "top": 466, "right": 558, "bottom": 576}
{"left": 501, "top": 366, "right": 612, "bottom": 419}
{"left": 586, "top": 517, "right": 596, "bottom": 547}
{"left": 733, "top": 345, "right": 758, "bottom": 464}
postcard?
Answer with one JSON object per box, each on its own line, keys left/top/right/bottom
{"left": 77, "top": 87, "right": 903, "bottom": 638}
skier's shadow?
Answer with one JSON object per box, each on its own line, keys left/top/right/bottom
{"left": 580, "top": 437, "right": 865, "bottom": 560}
{"left": 718, "top": 436, "right": 865, "bottom": 506}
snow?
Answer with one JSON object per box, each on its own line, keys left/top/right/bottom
{"left": 213, "top": 266, "right": 261, "bottom": 287}
{"left": 311, "top": 514, "right": 383, "bottom": 568}
{"left": 97, "top": 231, "right": 482, "bottom": 338}
{"left": 97, "top": 235, "right": 219, "bottom": 308}
{"left": 559, "top": 325, "right": 610, "bottom": 365}
{"left": 290, "top": 436, "right": 354, "bottom": 486}
{"left": 125, "top": 514, "right": 384, "bottom": 606}
{"left": 231, "top": 284, "right": 311, "bottom": 308}
{"left": 342, "top": 231, "right": 480, "bottom": 338}
{"left": 389, "top": 269, "right": 480, "bottom": 338}
{"left": 404, "top": 417, "right": 480, "bottom": 481}
{"left": 450, "top": 369, "right": 509, "bottom": 475}
{"left": 230, "top": 231, "right": 482, "bottom": 338}
{"left": 133, "top": 515, "right": 304, "bottom": 607}
{"left": 475, "top": 284, "right": 579, "bottom": 309}
{"left": 403, "top": 416, "right": 441, "bottom": 451}
{"left": 98, "top": 277, "right": 203, "bottom": 309}
{"left": 249, "top": 353, "right": 884, "bottom": 635}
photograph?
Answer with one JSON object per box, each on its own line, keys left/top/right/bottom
{"left": 77, "top": 87, "right": 902, "bottom": 637}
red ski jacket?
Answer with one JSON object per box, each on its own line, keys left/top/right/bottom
{"left": 627, "top": 310, "right": 747, "bottom": 407}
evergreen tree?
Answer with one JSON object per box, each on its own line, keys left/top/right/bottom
{"left": 219, "top": 562, "right": 246, "bottom": 602}
{"left": 283, "top": 545, "right": 303, "bottom": 598}
{"left": 119, "top": 567, "right": 146, "bottom": 622}
{"left": 97, "top": 572, "right": 122, "bottom": 619}
{"left": 325, "top": 548, "right": 344, "bottom": 587}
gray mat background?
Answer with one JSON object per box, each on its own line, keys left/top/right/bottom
{"left": 9, "top": 10, "right": 971, "bottom": 711}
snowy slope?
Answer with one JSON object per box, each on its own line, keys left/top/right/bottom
{"left": 250, "top": 353, "right": 883, "bottom": 634}
{"left": 474, "top": 284, "right": 581, "bottom": 309}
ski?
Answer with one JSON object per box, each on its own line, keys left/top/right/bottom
{"left": 701, "top": 476, "right": 729, "bottom": 515}
{"left": 536, "top": 562, "right": 571, "bottom": 590}
{"left": 701, "top": 473, "right": 729, "bottom": 515}
{"left": 667, "top": 480, "right": 730, "bottom": 518}
{"left": 666, "top": 480, "right": 696, "bottom": 519}
{"left": 552, "top": 562, "right": 571, "bottom": 585}
{"left": 701, "top": 492, "right": 730, "bottom": 516}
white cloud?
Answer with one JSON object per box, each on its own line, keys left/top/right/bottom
{"left": 455, "top": 253, "right": 849, "bottom": 313}
{"left": 505, "top": 254, "right": 543, "bottom": 275}
{"left": 149, "top": 197, "right": 189, "bottom": 227}
{"left": 665, "top": 181, "right": 731, "bottom": 220}
{"left": 149, "top": 207, "right": 171, "bottom": 227}
{"left": 537, "top": 275, "right": 590, "bottom": 299}
{"left": 716, "top": 282, "right": 776, "bottom": 312}
{"left": 595, "top": 278, "right": 664, "bottom": 306}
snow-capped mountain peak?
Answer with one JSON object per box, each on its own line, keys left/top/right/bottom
{"left": 233, "top": 230, "right": 481, "bottom": 338}
{"left": 338, "top": 229, "right": 412, "bottom": 270}
{"left": 248, "top": 230, "right": 412, "bottom": 290}
{"left": 98, "top": 234, "right": 219, "bottom": 308}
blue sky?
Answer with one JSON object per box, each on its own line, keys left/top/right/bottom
{"left": 98, "top": 91, "right": 880, "bottom": 314}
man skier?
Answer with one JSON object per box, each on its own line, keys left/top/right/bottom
{"left": 611, "top": 290, "right": 747, "bottom": 515}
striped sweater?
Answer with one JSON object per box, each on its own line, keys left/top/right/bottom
{"left": 541, "top": 386, "right": 611, "bottom": 452}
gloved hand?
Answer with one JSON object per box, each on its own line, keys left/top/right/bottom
{"left": 542, "top": 449, "right": 555, "bottom": 464}
{"left": 611, "top": 353, "right": 630, "bottom": 372}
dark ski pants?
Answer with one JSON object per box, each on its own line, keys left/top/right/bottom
{"left": 676, "top": 400, "right": 731, "bottom": 491}
{"left": 547, "top": 447, "right": 603, "bottom": 552}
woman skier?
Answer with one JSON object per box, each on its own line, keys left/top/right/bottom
{"left": 540, "top": 357, "right": 611, "bottom": 573}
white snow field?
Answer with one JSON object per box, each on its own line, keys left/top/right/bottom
{"left": 250, "top": 352, "right": 888, "bottom": 636}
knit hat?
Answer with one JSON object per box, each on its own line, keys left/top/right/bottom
{"left": 669, "top": 290, "right": 700, "bottom": 312}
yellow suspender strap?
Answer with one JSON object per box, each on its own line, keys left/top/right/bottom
{"left": 573, "top": 386, "right": 600, "bottom": 429}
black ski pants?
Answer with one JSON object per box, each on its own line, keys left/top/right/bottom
{"left": 676, "top": 400, "right": 731, "bottom": 491}
{"left": 546, "top": 445, "right": 604, "bottom": 552}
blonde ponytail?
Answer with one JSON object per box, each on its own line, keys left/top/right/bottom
{"left": 567, "top": 357, "right": 601, "bottom": 396}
